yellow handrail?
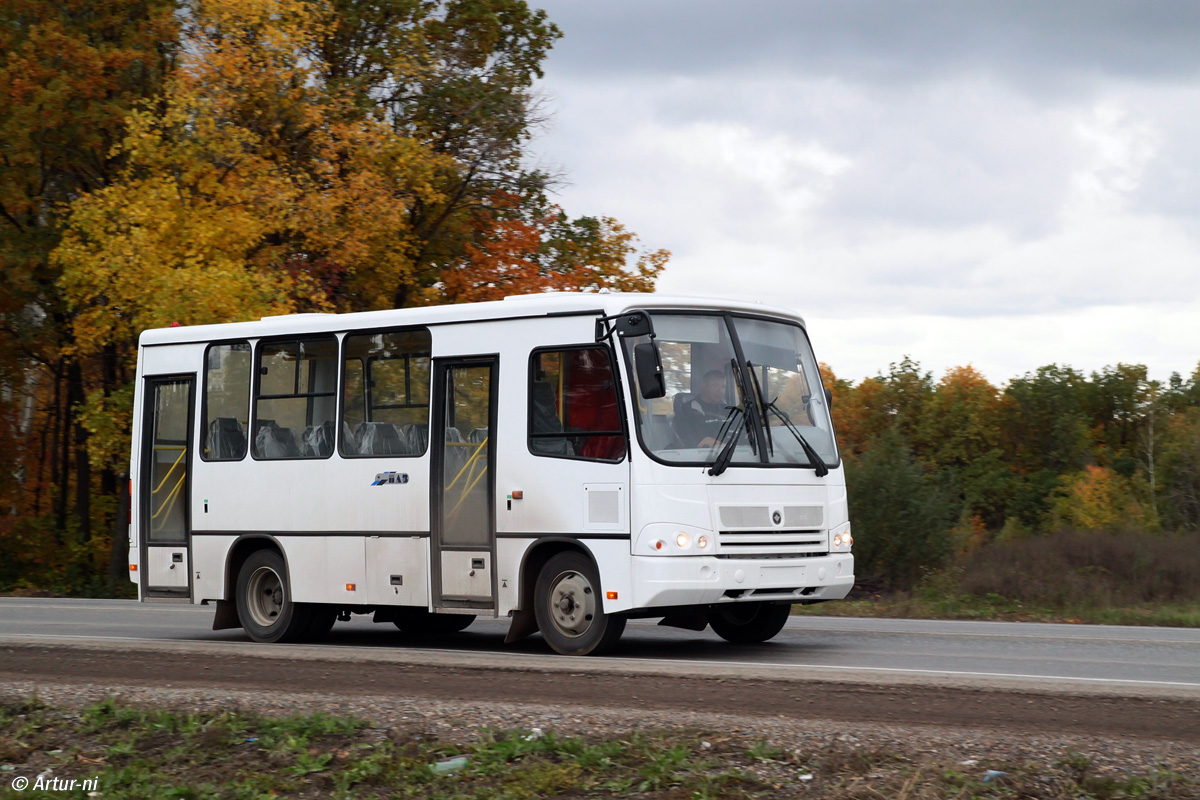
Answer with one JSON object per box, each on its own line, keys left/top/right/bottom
{"left": 445, "top": 438, "right": 488, "bottom": 493}
{"left": 150, "top": 447, "right": 186, "bottom": 494}
{"left": 151, "top": 472, "right": 186, "bottom": 527}
{"left": 445, "top": 437, "right": 489, "bottom": 523}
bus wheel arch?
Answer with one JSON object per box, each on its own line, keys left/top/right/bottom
{"left": 223, "top": 536, "right": 324, "bottom": 644}
{"left": 516, "top": 540, "right": 624, "bottom": 656}
{"left": 507, "top": 539, "right": 612, "bottom": 650}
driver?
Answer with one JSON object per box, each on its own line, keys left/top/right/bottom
{"left": 676, "top": 369, "right": 729, "bottom": 448}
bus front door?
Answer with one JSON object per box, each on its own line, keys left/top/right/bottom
{"left": 431, "top": 358, "right": 497, "bottom": 610}
{"left": 140, "top": 376, "right": 194, "bottom": 599}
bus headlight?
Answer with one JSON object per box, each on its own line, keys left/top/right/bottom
{"left": 638, "top": 524, "right": 714, "bottom": 555}
{"left": 831, "top": 526, "right": 853, "bottom": 550}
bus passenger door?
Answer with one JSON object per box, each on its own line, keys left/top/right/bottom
{"left": 140, "top": 376, "right": 194, "bottom": 598}
{"left": 431, "top": 358, "right": 497, "bottom": 610}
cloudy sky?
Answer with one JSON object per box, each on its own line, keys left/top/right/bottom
{"left": 528, "top": 0, "right": 1200, "bottom": 384}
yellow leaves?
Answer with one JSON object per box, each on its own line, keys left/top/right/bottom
{"left": 1050, "top": 465, "right": 1154, "bottom": 532}
{"left": 54, "top": 0, "right": 459, "bottom": 350}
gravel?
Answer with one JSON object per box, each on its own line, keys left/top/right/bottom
{"left": 3, "top": 677, "right": 1197, "bottom": 780}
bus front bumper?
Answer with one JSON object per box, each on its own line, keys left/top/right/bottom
{"left": 629, "top": 553, "right": 854, "bottom": 610}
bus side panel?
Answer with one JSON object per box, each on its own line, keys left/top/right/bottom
{"left": 193, "top": 456, "right": 431, "bottom": 537}
{"left": 191, "top": 535, "right": 236, "bottom": 600}
{"left": 362, "top": 536, "right": 430, "bottom": 608}
{"left": 278, "top": 535, "right": 366, "bottom": 605}
{"left": 590, "top": 538, "right": 635, "bottom": 614}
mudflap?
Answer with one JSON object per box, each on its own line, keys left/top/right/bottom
{"left": 504, "top": 607, "right": 539, "bottom": 644}
{"left": 658, "top": 612, "right": 710, "bottom": 632}
{"left": 212, "top": 599, "right": 241, "bottom": 631}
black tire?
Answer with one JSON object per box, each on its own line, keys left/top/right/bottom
{"left": 392, "top": 609, "right": 475, "bottom": 635}
{"left": 301, "top": 605, "right": 338, "bottom": 642}
{"left": 706, "top": 602, "right": 791, "bottom": 644}
{"left": 534, "top": 551, "right": 625, "bottom": 656}
{"left": 235, "top": 549, "right": 313, "bottom": 643}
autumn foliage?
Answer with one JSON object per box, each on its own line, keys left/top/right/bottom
{"left": 0, "top": 0, "right": 667, "bottom": 594}
{"left": 825, "top": 358, "right": 1200, "bottom": 586}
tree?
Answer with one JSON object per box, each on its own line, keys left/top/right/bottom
{"left": 845, "top": 429, "right": 959, "bottom": 587}
{"left": 0, "top": 0, "right": 178, "bottom": 551}
{"left": 437, "top": 191, "right": 668, "bottom": 303}
{"left": 3, "top": 0, "right": 667, "bottom": 595}
{"left": 916, "top": 365, "right": 1012, "bottom": 528}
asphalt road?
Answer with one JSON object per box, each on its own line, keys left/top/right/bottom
{"left": 3, "top": 598, "right": 1199, "bottom": 740}
{"left": 2, "top": 597, "right": 1199, "bottom": 690}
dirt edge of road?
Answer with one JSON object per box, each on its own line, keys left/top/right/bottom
{"left": 2, "top": 642, "right": 1198, "bottom": 743}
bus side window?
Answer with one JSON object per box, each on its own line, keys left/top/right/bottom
{"left": 528, "top": 347, "right": 625, "bottom": 463}
{"left": 202, "top": 342, "right": 251, "bottom": 461}
{"left": 253, "top": 337, "right": 338, "bottom": 460}
{"left": 340, "top": 328, "right": 432, "bottom": 458}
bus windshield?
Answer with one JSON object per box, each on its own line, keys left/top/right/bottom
{"left": 624, "top": 313, "right": 838, "bottom": 469}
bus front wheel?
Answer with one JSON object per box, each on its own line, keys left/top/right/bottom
{"left": 706, "top": 602, "right": 791, "bottom": 644}
{"left": 235, "top": 549, "right": 314, "bottom": 643}
{"left": 534, "top": 551, "right": 625, "bottom": 656}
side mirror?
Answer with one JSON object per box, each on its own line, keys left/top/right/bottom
{"left": 615, "top": 311, "right": 654, "bottom": 338}
{"left": 633, "top": 342, "right": 666, "bottom": 399}
{"left": 824, "top": 387, "right": 833, "bottom": 407}
{"left": 596, "top": 308, "right": 656, "bottom": 342}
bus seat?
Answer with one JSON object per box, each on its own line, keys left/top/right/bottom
{"left": 339, "top": 421, "right": 359, "bottom": 456}
{"left": 300, "top": 421, "right": 336, "bottom": 458}
{"left": 468, "top": 427, "right": 488, "bottom": 443}
{"left": 255, "top": 423, "right": 301, "bottom": 459}
{"left": 670, "top": 391, "right": 692, "bottom": 435}
{"left": 206, "top": 417, "right": 246, "bottom": 460}
{"left": 529, "top": 380, "right": 572, "bottom": 456}
{"left": 403, "top": 423, "right": 429, "bottom": 454}
{"left": 356, "top": 421, "right": 409, "bottom": 455}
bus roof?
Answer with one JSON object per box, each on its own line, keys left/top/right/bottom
{"left": 137, "top": 292, "right": 808, "bottom": 347}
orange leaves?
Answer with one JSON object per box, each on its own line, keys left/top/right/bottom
{"left": 436, "top": 192, "right": 669, "bottom": 304}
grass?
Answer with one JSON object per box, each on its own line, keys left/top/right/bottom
{"left": 0, "top": 697, "right": 1195, "bottom": 799}
{"left": 799, "top": 529, "right": 1200, "bottom": 627}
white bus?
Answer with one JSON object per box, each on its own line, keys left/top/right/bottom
{"left": 130, "top": 292, "right": 852, "bottom": 655}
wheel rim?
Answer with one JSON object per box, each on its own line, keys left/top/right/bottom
{"left": 547, "top": 569, "right": 596, "bottom": 639}
{"left": 246, "top": 566, "right": 284, "bottom": 628}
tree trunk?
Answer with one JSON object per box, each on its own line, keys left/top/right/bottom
{"left": 107, "top": 473, "right": 130, "bottom": 593}
{"left": 68, "top": 359, "right": 90, "bottom": 541}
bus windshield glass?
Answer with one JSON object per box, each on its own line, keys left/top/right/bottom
{"left": 624, "top": 313, "right": 838, "bottom": 469}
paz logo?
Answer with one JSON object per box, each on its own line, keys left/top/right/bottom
{"left": 371, "top": 472, "right": 409, "bottom": 486}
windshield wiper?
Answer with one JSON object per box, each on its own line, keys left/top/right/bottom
{"left": 748, "top": 360, "right": 830, "bottom": 478}
{"left": 745, "top": 361, "right": 774, "bottom": 457}
{"left": 707, "top": 406, "right": 745, "bottom": 477}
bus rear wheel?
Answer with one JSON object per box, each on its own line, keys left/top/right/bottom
{"left": 235, "top": 549, "right": 314, "bottom": 643}
{"left": 534, "top": 551, "right": 625, "bottom": 656}
{"left": 707, "top": 602, "right": 791, "bottom": 644}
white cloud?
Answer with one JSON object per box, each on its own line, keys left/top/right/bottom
{"left": 530, "top": 3, "right": 1200, "bottom": 384}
